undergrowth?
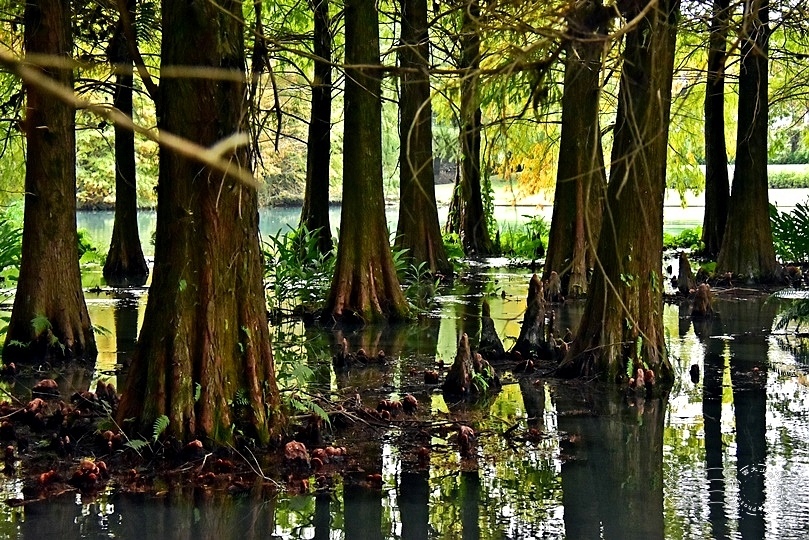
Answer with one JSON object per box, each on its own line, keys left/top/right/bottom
{"left": 262, "top": 225, "right": 336, "bottom": 316}
{"left": 664, "top": 226, "right": 703, "bottom": 251}
{"left": 497, "top": 215, "right": 549, "bottom": 260}
{"left": 770, "top": 200, "right": 809, "bottom": 262}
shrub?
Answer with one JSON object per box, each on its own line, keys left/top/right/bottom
{"left": 0, "top": 217, "right": 22, "bottom": 275}
{"left": 663, "top": 226, "right": 703, "bottom": 251}
{"left": 262, "top": 225, "right": 336, "bottom": 315}
{"left": 497, "top": 215, "right": 549, "bottom": 259}
{"left": 768, "top": 171, "right": 809, "bottom": 189}
{"left": 770, "top": 201, "right": 809, "bottom": 262}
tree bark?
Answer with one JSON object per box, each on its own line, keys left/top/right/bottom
{"left": 117, "top": 0, "right": 281, "bottom": 445}
{"left": 701, "top": 0, "right": 731, "bottom": 258}
{"left": 395, "top": 0, "right": 451, "bottom": 276}
{"left": 543, "top": 0, "right": 608, "bottom": 298}
{"left": 4, "top": 0, "right": 97, "bottom": 363}
{"left": 103, "top": 0, "right": 149, "bottom": 287}
{"left": 300, "top": 0, "right": 333, "bottom": 255}
{"left": 560, "top": 0, "right": 679, "bottom": 383}
{"left": 716, "top": 0, "right": 778, "bottom": 279}
{"left": 324, "top": 0, "right": 409, "bottom": 323}
{"left": 446, "top": 0, "right": 492, "bottom": 256}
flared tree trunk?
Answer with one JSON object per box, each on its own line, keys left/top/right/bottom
{"left": 543, "top": 0, "right": 608, "bottom": 297}
{"left": 300, "top": 0, "right": 333, "bottom": 255}
{"left": 701, "top": 0, "right": 731, "bottom": 259}
{"left": 446, "top": 0, "right": 492, "bottom": 256}
{"left": 4, "top": 0, "right": 97, "bottom": 363}
{"left": 117, "top": 0, "right": 280, "bottom": 445}
{"left": 324, "top": 0, "right": 409, "bottom": 323}
{"left": 103, "top": 0, "right": 149, "bottom": 287}
{"left": 716, "top": 0, "right": 778, "bottom": 279}
{"left": 560, "top": 0, "right": 679, "bottom": 383}
{"left": 395, "top": 0, "right": 451, "bottom": 276}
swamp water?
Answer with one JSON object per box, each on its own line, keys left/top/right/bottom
{"left": 0, "top": 267, "right": 808, "bottom": 539}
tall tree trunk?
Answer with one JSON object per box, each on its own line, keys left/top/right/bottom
{"left": 324, "top": 0, "right": 409, "bottom": 323}
{"left": 395, "top": 0, "right": 451, "bottom": 276}
{"left": 117, "top": 0, "right": 281, "bottom": 445}
{"left": 716, "top": 0, "right": 778, "bottom": 279}
{"left": 543, "top": 0, "right": 608, "bottom": 297}
{"left": 4, "top": 0, "right": 96, "bottom": 363}
{"left": 701, "top": 0, "right": 731, "bottom": 259}
{"left": 560, "top": 0, "right": 679, "bottom": 383}
{"left": 446, "top": 0, "right": 492, "bottom": 256}
{"left": 300, "top": 0, "right": 333, "bottom": 255}
{"left": 103, "top": 0, "right": 149, "bottom": 287}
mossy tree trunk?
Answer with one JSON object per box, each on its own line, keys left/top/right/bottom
{"left": 543, "top": 0, "right": 608, "bottom": 297}
{"left": 716, "top": 0, "right": 778, "bottom": 279}
{"left": 446, "top": 0, "right": 492, "bottom": 256}
{"left": 701, "top": 0, "right": 731, "bottom": 259}
{"left": 117, "top": 0, "right": 281, "bottom": 445}
{"left": 300, "top": 0, "right": 333, "bottom": 256}
{"left": 561, "top": 0, "right": 678, "bottom": 383}
{"left": 395, "top": 0, "right": 451, "bottom": 276}
{"left": 103, "top": 0, "right": 149, "bottom": 287}
{"left": 324, "top": 0, "right": 409, "bottom": 323}
{"left": 4, "top": 0, "right": 97, "bottom": 363}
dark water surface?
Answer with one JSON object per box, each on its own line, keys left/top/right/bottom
{"left": 1, "top": 266, "right": 808, "bottom": 538}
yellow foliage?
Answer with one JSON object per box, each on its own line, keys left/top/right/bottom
{"left": 494, "top": 139, "right": 558, "bottom": 197}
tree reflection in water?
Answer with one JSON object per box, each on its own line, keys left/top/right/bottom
{"left": 8, "top": 273, "right": 809, "bottom": 538}
{"left": 557, "top": 385, "right": 668, "bottom": 540}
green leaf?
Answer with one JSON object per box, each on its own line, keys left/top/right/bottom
{"left": 31, "top": 315, "right": 51, "bottom": 337}
{"left": 124, "top": 439, "right": 149, "bottom": 451}
{"left": 152, "top": 414, "right": 170, "bottom": 442}
{"left": 309, "top": 402, "right": 331, "bottom": 426}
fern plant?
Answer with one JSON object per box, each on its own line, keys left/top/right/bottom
{"left": 123, "top": 414, "right": 170, "bottom": 453}
{"left": 0, "top": 218, "right": 21, "bottom": 276}
{"left": 262, "top": 225, "right": 336, "bottom": 315}
{"left": 775, "top": 299, "right": 809, "bottom": 334}
{"left": 770, "top": 201, "right": 809, "bottom": 262}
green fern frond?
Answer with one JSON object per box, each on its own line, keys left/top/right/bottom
{"left": 31, "top": 315, "right": 51, "bottom": 337}
{"left": 152, "top": 414, "right": 170, "bottom": 442}
{"left": 125, "top": 439, "right": 149, "bottom": 451}
{"left": 775, "top": 299, "right": 809, "bottom": 332}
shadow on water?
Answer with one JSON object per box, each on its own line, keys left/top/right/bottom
{"left": 3, "top": 268, "right": 809, "bottom": 538}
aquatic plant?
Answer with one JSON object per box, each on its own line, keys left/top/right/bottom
{"left": 262, "top": 224, "right": 336, "bottom": 316}
{"left": 497, "top": 215, "right": 549, "bottom": 260}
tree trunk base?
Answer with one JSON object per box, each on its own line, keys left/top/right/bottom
{"left": 443, "top": 333, "right": 500, "bottom": 397}
{"left": 478, "top": 300, "right": 504, "bottom": 360}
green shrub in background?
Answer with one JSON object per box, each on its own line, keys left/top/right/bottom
{"left": 664, "top": 226, "right": 703, "bottom": 251}
{"left": 441, "top": 232, "right": 466, "bottom": 262}
{"left": 498, "top": 215, "right": 549, "bottom": 259}
{"left": 770, "top": 201, "right": 809, "bottom": 262}
{"left": 0, "top": 217, "right": 22, "bottom": 277}
{"left": 768, "top": 171, "right": 809, "bottom": 189}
